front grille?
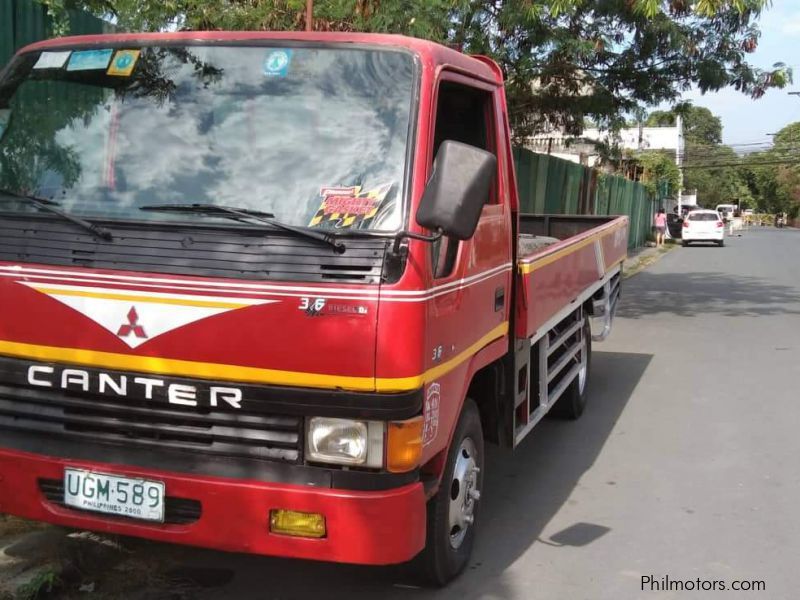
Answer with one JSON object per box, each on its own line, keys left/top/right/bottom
{"left": 0, "top": 217, "right": 387, "bottom": 283}
{"left": 0, "top": 384, "right": 303, "bottom": 464}
{"left": 38, "top": 479, "right": 201, "bottom": 525}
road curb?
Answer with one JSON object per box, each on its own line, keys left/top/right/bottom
{"left": 623, "top": 244, "right": 677, "bottom": 279}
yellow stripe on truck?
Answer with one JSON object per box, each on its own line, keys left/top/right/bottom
{"left": 0, "top": 321, "right": 508, "bottom": 393}
{"left": 28, "top": 286, "right": 251, "bottom": 310}
{"left": 518, "top": 221, "right": 627, "bottom": 275}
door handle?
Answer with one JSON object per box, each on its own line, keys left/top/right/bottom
{"left": 495, "top": 287, "right": 505, "bottom": 312}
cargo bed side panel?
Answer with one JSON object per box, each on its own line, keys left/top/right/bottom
{"left": 516, "top": 216, "right": 628, "bottom": 339}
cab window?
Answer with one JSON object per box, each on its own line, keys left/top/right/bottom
{"left": 431, "top": 80, "right": 496, "bottom": 278}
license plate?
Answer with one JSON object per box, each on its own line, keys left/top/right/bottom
{"left": 64, "top": 468, "right": 165, "bottom": 522}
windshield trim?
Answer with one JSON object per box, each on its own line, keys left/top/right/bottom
{"left": 2, "top": 41, "right": 422, "bottom": 236}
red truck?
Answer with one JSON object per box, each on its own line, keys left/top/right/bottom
{"left": 0, "top": 32, "right": 627, "bottom": 584}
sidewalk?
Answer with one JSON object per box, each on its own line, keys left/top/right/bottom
{"left": 622, "top": 242, "right": 676, "bottom": 278}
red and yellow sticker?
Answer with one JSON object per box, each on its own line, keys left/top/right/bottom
{"left": 309, "top": 183, "right": 392, "bottom": 229}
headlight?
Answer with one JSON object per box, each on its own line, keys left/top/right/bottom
{"left": 306, "top": 417, "right": 384, "bottom": 468}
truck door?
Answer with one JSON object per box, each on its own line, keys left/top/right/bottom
{"left": 421, "top": 73, "right": 513, "bottom": 459}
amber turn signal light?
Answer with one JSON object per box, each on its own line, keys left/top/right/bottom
{"left": 386, "top": 416, "right": 424, "bottom": 473}
{"left": 269, "top": 509, "right": 326, "bottom": 538}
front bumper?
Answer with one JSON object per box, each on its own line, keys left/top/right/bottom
{"left": 0, "top": 448, "right": 427, "bottom": 565}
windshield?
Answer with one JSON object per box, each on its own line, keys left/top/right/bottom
{"left": 0, "top": 45, "right": 415, "bottom": 231}
{"left": 689, "top": 213, "right": 719, "bottom": 221}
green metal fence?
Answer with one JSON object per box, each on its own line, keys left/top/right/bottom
{"left": 1, "top": 0, "right": 113, "bottom": 69}
{"left": 513, "top": 147, "right": 658, "bottom": 249}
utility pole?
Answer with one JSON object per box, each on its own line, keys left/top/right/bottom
{"left": 306, "top": 0, "right": 314, "bottom": 31}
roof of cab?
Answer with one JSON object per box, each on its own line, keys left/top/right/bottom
{"left": 17, "top": 31, "right": 503, "bottom": 84}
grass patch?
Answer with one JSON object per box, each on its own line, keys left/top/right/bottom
{"left": 15, "top": 568, "right": 62, "bottom": 600}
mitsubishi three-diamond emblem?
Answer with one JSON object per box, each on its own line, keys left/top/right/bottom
{"left": 116, "top": 306, "right": 148, "bottom": 341}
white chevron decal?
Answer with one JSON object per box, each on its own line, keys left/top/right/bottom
{"left": 20, "top": 282, "right": 277, "bottom": 349}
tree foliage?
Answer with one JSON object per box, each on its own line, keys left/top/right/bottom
{"left": 646, "top": 104, "right": 757, "bottom": 208}
{"left": 683, "top": 144, "right": 752, "bottom": 207}
{"left": 740, "top": 122, "right": 800, "bottom": 216}
{"left": 36, "top": 0, "right": 791, "bottom": 141}
{"left": 647, "top": 105, "right": 722, "bottom": 145}
{"left": 634, "top": 150, "right": 681, "bottom": 197}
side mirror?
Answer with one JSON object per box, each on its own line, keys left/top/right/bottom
{"left": 416, "top": 140, "right": 496, "bottom": 240}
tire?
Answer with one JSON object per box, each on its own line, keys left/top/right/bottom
{"left": 682, "top": 240, "right": 689, "bottom": 247}
{"left": 419, "top": 399, "right": 484, "bottom": 586}
{"left": 717, "top": 240, "right": 725, "bottom": 247}
{"left": 551, "top": 318, "right": 592, "bottom": 420}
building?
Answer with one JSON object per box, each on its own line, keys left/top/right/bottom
{"left": 524, "top": 119, "right": 692, "bottom": 209}
{"left": 525, "top": 121, "right": 683, "bottom": 164}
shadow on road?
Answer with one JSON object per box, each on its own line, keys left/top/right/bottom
{"left": 618, "top": 271, "right": 800, "bottom": 319}
{"left": 171, "top": 350, "right": 652, "bottom": 600}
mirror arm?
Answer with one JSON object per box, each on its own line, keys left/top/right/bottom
{"left": 391, "top": 228, "right": 443, "bottom": 256}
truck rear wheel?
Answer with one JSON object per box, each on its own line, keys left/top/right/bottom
{"left": 551, "top": 318, "right": 592, "bottom": 419}
{"left": 419, "top": 398, "right": 484, "bottom": 586}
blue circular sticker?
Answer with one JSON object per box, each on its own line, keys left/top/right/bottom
{"left": 115, "top": 54, "right": 133, "bottom": 69}
{"left": 264, "top": 50, "right": 292, "bottom": 77}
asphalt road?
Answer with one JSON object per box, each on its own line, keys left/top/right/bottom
{"left": 5, "top": 226, "right": 800, "bottom": 599}
{"left": 191, "top": 226, "right": 799, "bottom": 599}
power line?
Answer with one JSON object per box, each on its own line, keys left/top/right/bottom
{"left": 678, "top": 150, "right": 800, "bottom": 161}
{"left": 680, "top": 158, "right": 800, "bottom": 170}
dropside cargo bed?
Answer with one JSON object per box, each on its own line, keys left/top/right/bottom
{"left": 515, "top": 214, "right": 629, "bottom": 340}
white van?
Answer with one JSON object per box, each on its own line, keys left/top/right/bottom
{"left": 716, "top": 203, "right": 737, "bottom": 220}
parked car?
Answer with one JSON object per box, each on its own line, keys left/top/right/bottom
{"left": 682, "top": 210, "right": 725, "bottom": 246}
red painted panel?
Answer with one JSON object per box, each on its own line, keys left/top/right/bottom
{"left": 515, "top": 217, "right": 628, "bottom": 339}
{"left": 0, "top": 448, "right": 426, "bottom": 565}
{"left": 0, "top": 261, "right": 379, "bottom": 386}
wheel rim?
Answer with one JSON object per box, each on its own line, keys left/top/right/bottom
{"left": 577, "top": 330, "right": 588, "bottom": 395}
{"left": 448, "top": 437, "right": 481, "bottom": 550}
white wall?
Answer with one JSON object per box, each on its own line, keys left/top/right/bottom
{"left": 581, "top": 127, "right": 683, "bottom": 152}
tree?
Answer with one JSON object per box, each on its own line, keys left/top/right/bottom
{"left": 36, "top": 0, "right": 792, "bottom": 141}
{"left": 634, "top": 150, "right": 681, "bottom": 197}
{"left": 682, "top": 145, "right": 750, "bottom": 207}
{"left": 646, "top": 105, "right": 722, "bottom": 144}
{"left": 647, "top": 104, "right": 747, "bottom": 207}
{"left": 740, "top": 122, "right": 800, "bottom": 216}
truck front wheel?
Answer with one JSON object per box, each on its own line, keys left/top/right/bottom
{"left": 419, "top": 398, "right": 484, "bottom": 586}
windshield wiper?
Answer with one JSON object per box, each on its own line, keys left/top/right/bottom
{"left": 0, "top": 189, "right": 113, "bottom": 241}
{"left": 139, "top": 204, "right": 346, "bottom": 253}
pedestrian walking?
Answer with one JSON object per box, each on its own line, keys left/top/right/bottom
{"left": 654, "top": 208, "right": 667, "bottom": 247}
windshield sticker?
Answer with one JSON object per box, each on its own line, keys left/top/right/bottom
{"left": 107, "top": 50, "right": 140, "bottom": 77}
{"left": 67, "top": 49, "right": 113, "bottom": 72}
{"left": 263, "top": 49, "right": 293, "bottom": 77}
{"left": 33, "top": 51, "right": 71, "bottom": 70}
{"left": 309, "top": 183, "right": 393, "bottom": 229}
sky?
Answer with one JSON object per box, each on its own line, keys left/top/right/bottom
{"left": 671, "top": 2, "right": 800, "bottom": 150}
